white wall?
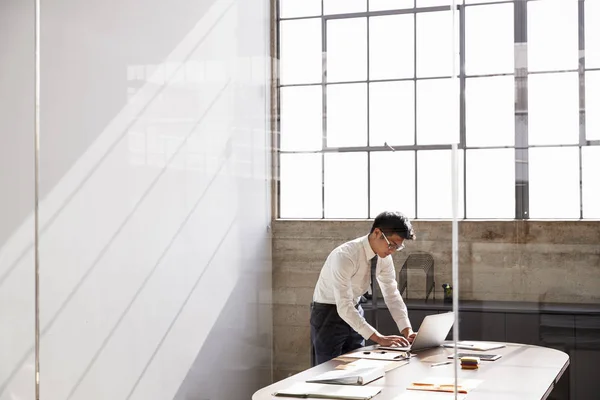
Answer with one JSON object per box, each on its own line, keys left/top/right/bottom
{"left": 0, "top": 0, "right": 272, "bottom": 399}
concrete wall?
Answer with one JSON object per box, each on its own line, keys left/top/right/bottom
{"left": 0, "top": 0, "right": 272, "bottom": 399}
{"left": 272, "top": 219, "right": 600, "bottom": 380}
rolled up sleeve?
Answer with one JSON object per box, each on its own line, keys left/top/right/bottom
{"left": 330, "top": 252, "right": 377, "bottom": 340}
{"left": 377, "top": 257, "right": 412, "bottom": 333}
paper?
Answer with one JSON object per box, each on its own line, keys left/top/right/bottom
{"left": 337, "top": 358, "right": 409, "bottom": 373}
{"left": 393, "top": 391, "right": 467, "bottom": 400}
{"left": 342, "top": 349, "right": 410, "bottom": 361}
{"left": 443, "top": 341, "right": 505, "bottom": 351}
{"left": 306, "top": 366, "right": 384, "bottom": 386}
{"left": 273, "top": 383, "right": 383, "bottom": 400}
{"left": 407, "top": 377, "right": 482, "bottom": 394}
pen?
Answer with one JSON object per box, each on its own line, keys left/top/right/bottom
{"left": 431, "top": 361, "right": 453, "bottom": 367}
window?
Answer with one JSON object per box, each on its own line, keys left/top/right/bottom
{"left": 277, "top": 0, "right": 599, "bottom": 220}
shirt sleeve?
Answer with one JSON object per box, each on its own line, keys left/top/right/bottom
{"left": 377, "top": 257, "right": 412, "bottom": 334}
{"left": 330, "top": 252, "right": 377, "bottom": 340}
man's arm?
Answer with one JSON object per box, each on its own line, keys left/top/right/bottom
{"left": 331, "top": 253, "right": 408, "bottom": 347}
{"left": 377, "top": 258, "right": 416, "bottom": 341}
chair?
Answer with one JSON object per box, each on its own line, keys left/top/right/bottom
{"left": 398, "top": 253, "right": 435, "bottom": 301}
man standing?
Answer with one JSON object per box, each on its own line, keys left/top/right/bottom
{"left": 310, "top": 211, "right": 416, "bottom": 365}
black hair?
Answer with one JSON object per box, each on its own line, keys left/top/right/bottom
{"left": 370, "top": 211, "right": 416, "bottom": 240}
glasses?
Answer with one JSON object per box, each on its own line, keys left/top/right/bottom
{"left": 381, "top": 231, "right": 405, "bottom": 252}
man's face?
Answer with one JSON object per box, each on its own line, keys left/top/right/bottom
{"left": 373, "top": 228, "right": 405, "bottom": 258}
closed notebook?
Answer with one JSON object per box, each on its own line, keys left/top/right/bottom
{"left": 273, "top": 383, "right": 382, "bottom": 400}
{"left": 306, "top": 366, "right": 385, "bottom": 386}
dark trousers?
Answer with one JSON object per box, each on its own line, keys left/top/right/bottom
{"left": 310, "top": 302, "right": 365, "bottom": 366}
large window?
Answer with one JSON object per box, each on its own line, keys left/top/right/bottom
{"left": 277, "top": 0, "right": 600, "bottom": 219}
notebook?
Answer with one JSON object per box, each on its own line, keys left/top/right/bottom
{"left": 342, "top": 349, "right": 410, "bottom": 361}
{"left": 273, "top": 383, "right": 383, "bottom": 399}
{"left": 443, "top": 341, "right": 505, "bottom": 351}
{"left": 306, "top": 366, "right": 384, "bottom": 386}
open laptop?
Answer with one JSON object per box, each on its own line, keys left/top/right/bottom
{"left": 378, "top": 311, "right": 455, "bottom": 353}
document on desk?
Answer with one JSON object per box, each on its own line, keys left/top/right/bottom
{"left": 342, "top": 350, "right": 410, "bottom": 361}
{"left": 272, "top": 383, "right": 383, "bottom": 399}
{"left": 306, "top": 366, "right": 384, "bottom": 386}
{"left": 443, "top": 341, "right": 505, "bottom": 351}
{"left": 406, "top": 377, "right": 482, "bottom": 394}
{"left": 337, "top": 358, "right": 409, "bottom": 373}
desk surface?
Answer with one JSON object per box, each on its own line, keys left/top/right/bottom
{"left": 253, "top": 342, "right": 569, "bottom": 400}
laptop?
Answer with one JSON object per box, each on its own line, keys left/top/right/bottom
{"left": 378, "top": 311, "right": 455, "bottom": 353}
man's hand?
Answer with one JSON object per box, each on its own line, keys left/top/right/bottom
{"left": 401, "top": 327, "right": 417, "bottom": 343}
{"left": 370, "top": 333, "right": 410, "bottom": 347}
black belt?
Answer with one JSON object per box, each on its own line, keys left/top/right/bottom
{"left": 311, "top": 301, "right": 360, "bottom": 309}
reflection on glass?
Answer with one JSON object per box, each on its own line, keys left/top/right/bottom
{"left": 528, "top": 0, "right": 578, "bottom": 72}
{"left": 417, "top": 150, "right": 464, "bottom": 219}
{"left": 417, "top": 78, "right": 458, "bottom": 145}
{"left": 369, "top": 81, "right": 415, "bottom": 147}
{"left": 529, "top": 147, "right": 580, "bottom": 219}
{"left": 586, "top": 1, "right": 600, "bottom": 68}
{"left": 280, "top": 153, "right": 322, "bottom": 218}
{"left": 465, "top": 3, "right": 513, "bottom": 75}
{"left": 279, "top": 0, "right": 321, "bottom": 18}
{"left": 466, "top": 149, "right": 515, "bottom": 219}
{"left": 586, "top": 71, "right": 600, "bottom": 141}
{"left": 417, "top": 11, "right": 454, "bottom": 78}
{"left": 327, "top": 83, "right": 367, "bottom": 147}
{"left": 369, "top": 14, "right": 414, "bottom": 80}
{"left": 280, "top": 86, "right": 322, "bottom": 151}
{"left": 529, "top": 72, "right": 579, "bottom": 145}
{"left": 370, "top": 151, "right": 416, "bottom": 218}
{"left": 582, "top": 146, "right": 600, "bottom": 218}
{"left": 370, "top": 0, "right": 413, "bottom": 12}
{"left": 466, "top": 76, "right": 514, "bottom": 147}
{"left": 280, "top": 19, "right": 322, "bottom": 85}
{"left": 327, "top": 18, "right": 367, "bottom": 82}
{"left": 324, "top": 0, "right": 366, "bottom": 15}
{"left": 324, "top": 152, "right": 368, "bottom": 218}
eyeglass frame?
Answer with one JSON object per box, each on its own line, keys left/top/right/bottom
{"left": 381, "top": 231, "right": 405, "bottom": 252}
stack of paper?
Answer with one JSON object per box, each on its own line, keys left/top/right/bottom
{"left": 337, "top": 358, "right": 409, "bottom": 373}
{"left": 342, "top": 350, "right": 410, "bottom": 361}
{"left": 306, "top": 366, "right": 385, "bottom": 386}
{"left": 406, "top": 377, "right": 482, "bottom": 394}
{"left": 443, "top": 341, "right": 505, "bottom": 351}
{"left": 273, "top": 383, "right": 383, "bottom": 399}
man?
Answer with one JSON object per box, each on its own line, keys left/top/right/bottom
{"left": 310, "top": 211, "right": 417, "bottom": 366}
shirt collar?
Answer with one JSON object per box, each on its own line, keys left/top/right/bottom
{"left": 361, "top": 234, "right": 376, "bottom": 262}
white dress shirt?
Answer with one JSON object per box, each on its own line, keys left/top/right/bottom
{"left": 312, "top": 235, "right": 412, "bottom": 340}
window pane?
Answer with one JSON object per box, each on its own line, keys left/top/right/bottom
{"left": 529, "top": 147, "right": 579, "bottom": 219}
{"left": 327, "top": 18, "right": 367, "bottom": 82}
{"left": 529, "top": 72, "right": 579, "bottom": 145}
{"left": 280, "top": 19, "right": 322, "bottom": 85}
{"left": 416, "top": 78, "right": 458, "bottom": 145}
{"left": 528, "top": 0, "right": 578, "bottom": 72}
{"left": 465, "top": 0, "right": 502, "bottom": 3}
{"left": 324, "top": 0, "right": 366, "bottom": 15}
{"left": 466, "top": 76, "right": 514, "bottom": 147}
{"left": 327, "top": 83, "right": 367, "bottom": 147}
{"left": 417, "top": 11, "right": 456, "bottom": 78}
{"left": 370, "top": 81, "right": 415, "bottom": 147}
{"left": 586, "top": 1, "right": 600, "bottom": 69}
{"left": 582, "top": 146, "right": 600, "bottom": 219}
{"left": 370, "top": 0, "right": 413, "bottom": 12}
{"left": 417, "top": 150, "right": 464, "bottom": 219}
{"left": 586, "top": 71, "right": 600, "bottom": 141}
{"left": 417, "top": 0, "right": 451, "bottom": 7}
{"left": 279, "top": 153, "right": 322, "bottom": 218}
{"left": 465, "top": 3, "right": 514, "bottom": 75}
{"left": 280, "top": 86, "right": 322, "bottom": 151}
{"left": 369, "top": 14, "right": 414, "bottom": 80}
{"left": 370, "top": 151, "right": 416, "bottom": 218}
{"left": 324, "top": 153, "right": 368, "bottom": 218}
{"left": 280, "top": 0, "right": 321, "bottom": 18}
{"left": 466, "top": 149, "right": 515, "bottom": 219}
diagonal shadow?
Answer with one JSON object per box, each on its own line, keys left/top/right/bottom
{"left": 124, "top": 217, "right": 238, "bottom": 400}
{"left": 65, "top": 140, "right": 232, "bottom": 400}
{"left": 0, "top": 78, "right": 232, "bottom": 397}
{"left": 0, "top": 0, "right": 235, "bottom": 290}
